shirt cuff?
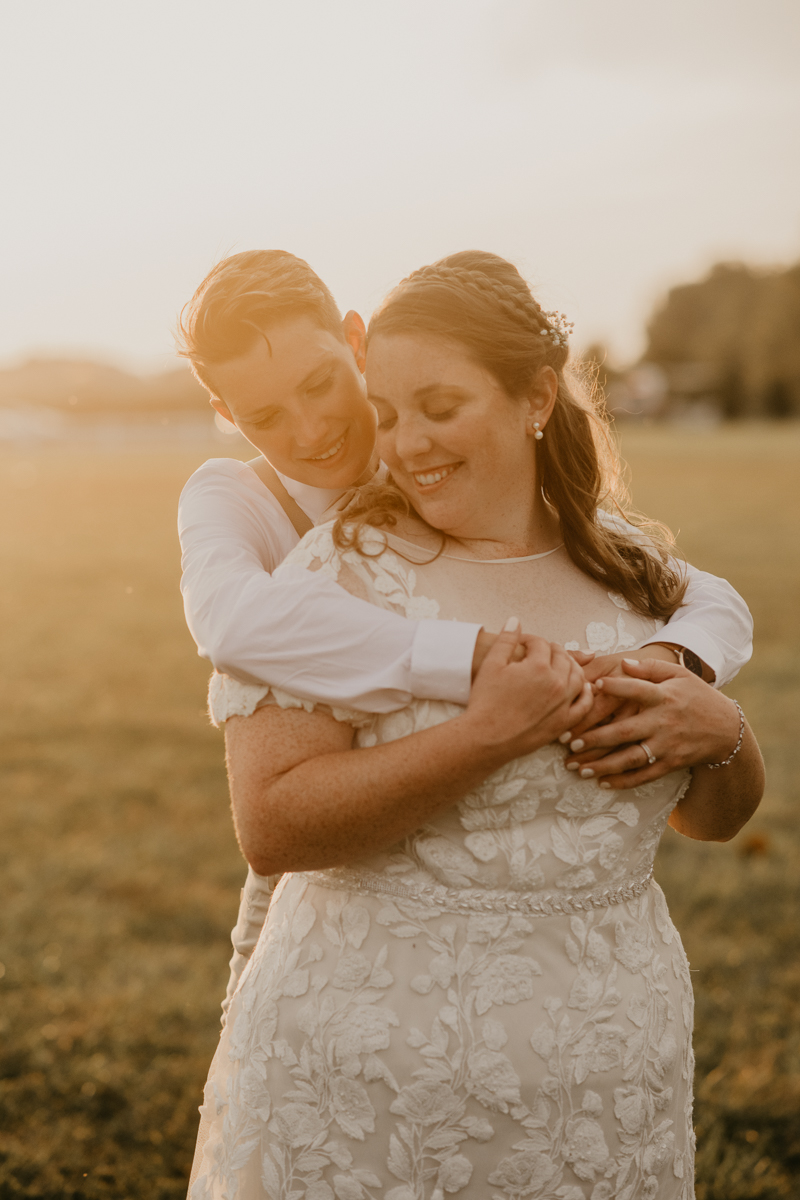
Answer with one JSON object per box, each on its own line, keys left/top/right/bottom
{"left": 640, "top": 622, "right": 727, "bottom": 688}
{"left": 409, "top": 619, "right": 482, "bottom": 705}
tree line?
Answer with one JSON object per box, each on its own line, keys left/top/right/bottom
{"left": 586, "top": 259, "right": 800, "bottom": 420}
{"left": 644, "top": 260, "right": 800, "bottom": 418}
{"left": 3, "top": 260, "right": 799, "bottom": 420}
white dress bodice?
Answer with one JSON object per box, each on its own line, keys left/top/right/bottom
{"left": 211, "top": 524, "right": 689, "bottom": 917}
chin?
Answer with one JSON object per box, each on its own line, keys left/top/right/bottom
{"left": 311, "top": 458, "right": 365, "bottom": 489}
{"left": 412, "top": 500, "right": 459, "bottom": 533}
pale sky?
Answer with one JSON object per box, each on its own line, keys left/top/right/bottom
{"left": 2, "top": 0, "right": 799, "bottom": 372}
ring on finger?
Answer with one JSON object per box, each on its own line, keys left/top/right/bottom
{"left": 639, "top": 740, "right": 657, "bottom": 766}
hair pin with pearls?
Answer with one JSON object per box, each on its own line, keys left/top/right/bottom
{"left": 538, "top": 310, "right": 574, "bottom": 347}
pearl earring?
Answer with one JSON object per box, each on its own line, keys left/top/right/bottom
{"left": 533, "top": 422, "right": 544, "bottom": 440}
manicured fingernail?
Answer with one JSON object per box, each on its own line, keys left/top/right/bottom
{"left": 566, "top": 761, "right": 579, "bottom": 771}
{"left": 595, "top": 679, "right": 604, "bottom": 689}
{"left": 580, "top": 767, "right": 595, "bottom": 779}
{"left": 623, "top": 658, "right": 638, "bottom": 666}
{"left": 558, "top": 732, "right": 572, "bottom": 744}
{"left": 600, "top": 781, "right": 612, "bottom": 790}
{"left": 503, "top": 616, "right": 520, "bottom": 632}
{"left": 570, "top": 738, "right": 585, "bottom": 752}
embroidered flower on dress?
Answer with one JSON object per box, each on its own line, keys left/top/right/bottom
{"left": 390, "top": 1081, "right": 465, "bottom": 1126}
{"left": 586, "top": 622, "right": 618, "bottom": 653}
{"left": 332, "top": 1004, "right": 399, "bottom": 1053}
{"left": 332, "top": 952, "right": 373, "bottom": 990}
{"left": 643, "top": 1127, "right": 676, "bottom": 1175}
{"left": 572, "top": 1024, "right": 626, "bottom": 1081}
{"left": 488, "top": 1147, "right": 558, "bottom": 1192}
{"left": 465, "top": 913, "right": 509, "bottom": 943}
{"left": 330, "top": 1076, "right": 376, "bottom": 1140}
{"left": 562, "top": 1116, "right": 612, "bottom": 1180}
{"left": 472, "top": 955, "right": 542, "bottom": 1014}
{"left": 556, "top": 784, "right": 616, "bottom": 820}
{"left": 269, "top": 1103, "right": 325, "bottom": 1147}
{"left": 608, "top": 591, "right": 631, "bottom": 610}
{"left": 415, "top": 835, "right": 481, "bottom": 887}
{"left": 437, "top": 1153, "right": 473, "bottom": 1192}
{"left": 614, "top": 923, "right": 654, "bottom": 973}
{"left": 466, "top": 1048, "right": 523, "bottom": 1111}
{"left": 614, "top": 1085, "right": 647, "bottom": 1133}
{"left": 463, "top": 831, "right": 500, "bottom": 862}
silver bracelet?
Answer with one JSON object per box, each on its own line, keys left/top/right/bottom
{"left": 705, "top": 699, "right": 745, "bottom": 769}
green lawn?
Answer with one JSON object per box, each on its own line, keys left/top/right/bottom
{"left": 0, "top": 424, "right": 798, "bottom": 1198}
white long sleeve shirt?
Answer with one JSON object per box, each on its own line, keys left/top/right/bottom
{"left": 178, "top": 457, "right": 753, "bottom": 704}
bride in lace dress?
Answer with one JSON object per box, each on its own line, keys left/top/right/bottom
{"left": 189, "top": 254, "right": 763, "bottom": 1200}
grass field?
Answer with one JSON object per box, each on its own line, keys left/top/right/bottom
{"left": 1, "top": 424, "right": 799, "bottom": 1199}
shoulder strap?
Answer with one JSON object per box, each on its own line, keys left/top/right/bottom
{"left": 247, "top": 457, "right": 314, "bottom": 539}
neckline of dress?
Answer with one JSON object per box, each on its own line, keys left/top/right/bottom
{"left": 385, "top": 529, "right": 564, "bottom": 564}
{"left": 442, "top": 544, "right": 564, "bottom": 564}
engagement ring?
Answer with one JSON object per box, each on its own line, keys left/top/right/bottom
{"left": 640, "top": 741, "right": 657, "bottom": 766}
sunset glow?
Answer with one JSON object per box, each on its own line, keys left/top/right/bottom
{"left": 2, "top": 0, "right": 798, "bottom": 368}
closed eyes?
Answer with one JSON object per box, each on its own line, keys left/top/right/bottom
{"left": 306, "top": 371, "right": 335, "bottom": 397}
{"left": 253, "top": 411, "right": 280, "bottom": 430}
{"left": 376, "top": 408, "right": 457, "bottom": 432}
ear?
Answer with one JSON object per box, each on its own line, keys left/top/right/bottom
{"left": 342, "top": 310, "right": 367, "bottom": 373}
{"left": 524, "top": 366, "right": 558, "bottom": 435}
{"left": 210, "top": 397, "right": 237, "bottom": 426}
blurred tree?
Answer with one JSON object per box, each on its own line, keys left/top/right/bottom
{"left": 766, "top": 379, "right": 792, "bottom": 419}
{"left": 643, "top": 261, "right": 800, "bottom": 417}
{"left": 719, "top": 366, "right": 746, "bottom": 420}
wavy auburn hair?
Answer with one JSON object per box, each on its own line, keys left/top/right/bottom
{"left": 334, "top": 250, "right": 687, "bottom": 621}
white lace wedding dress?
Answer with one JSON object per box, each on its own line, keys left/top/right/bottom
{"left": 189, "top": 524, "right": 695, "bottom": 1200}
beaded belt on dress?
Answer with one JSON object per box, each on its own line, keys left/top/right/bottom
{"left": 297, "top": 865, "right": 654, "bottom": 917}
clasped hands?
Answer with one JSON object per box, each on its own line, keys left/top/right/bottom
{"left": 470, "top": 625, "right": 742, "bottom": 791}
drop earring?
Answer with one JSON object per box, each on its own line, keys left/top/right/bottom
{"left": 533, "top": 422, "right": 544, "bottom": 440}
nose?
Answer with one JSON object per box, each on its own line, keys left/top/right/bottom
{"left": 391, "top": 414, "right": 434, "bottom": 464}
{"left": 292, "top": 406, "right": 331, "bottom": 452}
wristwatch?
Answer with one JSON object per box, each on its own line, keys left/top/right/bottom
{"left": 651, "top": 642, "right": 705, "bottom": 678}
{"left": 677, "top": 646, "right": 705, "bottom": 678}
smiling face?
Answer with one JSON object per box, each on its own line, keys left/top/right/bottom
{"left": 367, "top": 332, "right": 559, "bottom": 553}
{"left": 208, "top": 313, "right": 378, "bottom": 488}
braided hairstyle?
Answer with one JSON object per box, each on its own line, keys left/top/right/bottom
{"left": 176, "top": 249, "right": 343, "bottom": 397}
{"left": 335, "top": 250, "right": 686, "bottom": 621}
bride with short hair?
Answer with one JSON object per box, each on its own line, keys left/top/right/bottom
{"left": 189, "top": 252, "right": 763, "bottom": 1200}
